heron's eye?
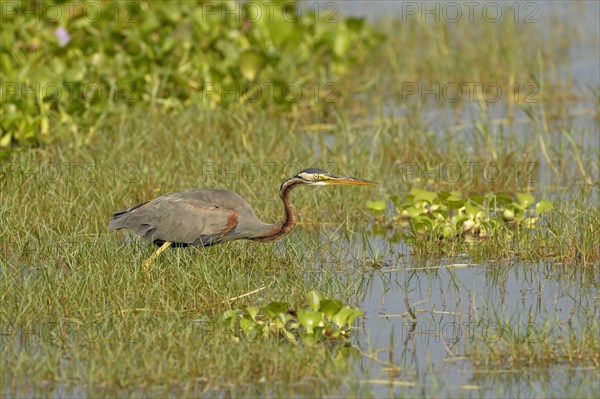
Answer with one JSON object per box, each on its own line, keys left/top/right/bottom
{"left": 313, "top": 174, "right": 320, "bottom": 180}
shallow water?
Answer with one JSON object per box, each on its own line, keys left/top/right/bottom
{"left": 352, "top": 240, "right": 598, "bottom": 397}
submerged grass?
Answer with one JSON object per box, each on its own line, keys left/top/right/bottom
{"left": 1, "top": 4, "right": 599, "bottom": 396}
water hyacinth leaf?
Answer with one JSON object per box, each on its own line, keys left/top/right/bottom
{"left": 346, "top": 308, "right": 363, "bottom": 326}
{"left": 223, "top": 309, "right": 238, "bottom": 329}
{"left": 242, "top": 306, "right": 260, "bottom": 321}
{"left": 445, "top": 191, "right": 465, "bottom": 208}
{"left": 307, "top": 291, "right": 324, "bottom": 311}
{"left": 447, "top": 191, "right": 464, "bottom": 202}
{"left": 239, "top": 318, "right": 260, "bottom": 337}
{"left": 437, "top": 191, "right": 451, "bottom": 201}
{"left": 319, "top": 299, "right": 343, "bottom": 319}
{"left": 405, "top": 206, "right": 425, "bottom": 218}
{"left": 536, "top": 200, "right": 554, "bottom": 214}
{"left": 366, "top": 200, "right": 387, "bottom": 212}
{"left": 464, "top": 202, "right": 480, "bottom": 219}
{"left": 516, "top": 193, "right": 535, "bottom": 208}
{"left": 297, "top": 309, "right": 324, "bottom": 333}
{"left": 239, "top": 49, "right": 265, "bottom": 81}
{"left": 332, "top": 306, "right": 362, "bottom": 328}
{"left": 260, "top": 301, "right": 288, "bottom": 318}
{"left": 276, "top": 312, "right": 292, "bottom": 326}
{"left": 442, "top": 223, "right": 455, "bottom": 237}
{"left": 416, "top": 215, "right": 433, "bottom": 227}
{"left": 470, "top": 194, "right": 486, "bottom": 205}
{"left": 410, "top": 188, "right": 437, "bottom": 204}
{"left": 494, "top": 193, "right": 514, "bottom": 205}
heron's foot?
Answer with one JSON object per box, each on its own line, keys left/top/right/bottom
{"left": 142, "top": 241, "right": 172, "bottom": 271}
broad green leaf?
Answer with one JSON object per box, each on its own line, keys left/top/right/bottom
{"left": 516, "top": 193, "right": 535, "bottom": 208}
{"left": 464, "top": 201, "right": 480, "bottom": 219}
{"left": 445, "top": 191, "right": 466, "bottom": 208}
{"left": 410, "top": 188, "right": 437, "bottom": 204}
{"left": 405, "top": 206, "right": 425, "bottom": 218}
{"left": 319, "top": 299, "right": 343, "bottom": 319}
{"left": 276, "top": 312, "right": 292, "bottom": 326}
{"left": 307, "top": 291, "right": 324, "bottom": 312}
{"left": 447, "top": 191, "right": 464, "bottom": 202}
{"left": 535, "top": 200, "right": 554, "bottom": 214}
{"left": 239, "top": 318, "right": 259, "bottom": 336}
{"left": 345, "top": 308, "right": 363, "bottom": 326}
{"left": 239, "top": 49, "right": 265, "bottom": 81}
{"left": 470, "top": 194, "right": 486, "bottom": 205}
{"left": 260, "top": 301, "right": 288, "bottom": 318}
{"left": 243, "top": 306, "right": 260, "bottom": 321}
{"left": 297, "top": 309, "right": 324, "bottom": 333}
{"left": 494, "top": 193, "right": 514, "bottom": 205}
{"left": 442, "top": 224, "right": 455, "bottom": 237}
{"left": 366, "top": 200, "right": 386, "bottom": 212}
{"left": 332, "top": 306, "right": 362, "bottom": 327}
{"left": 438, "top": 191, "right": 451, "bottom": 201}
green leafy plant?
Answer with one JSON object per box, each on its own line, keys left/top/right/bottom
{"left": 367, "top": 189, "right": 554, "bottom": 241}
{"left": 222, "top": 291, "right": 363, "bottom": 345}
{"left": 1, "top": 0, "right": 381, "bottom": 150}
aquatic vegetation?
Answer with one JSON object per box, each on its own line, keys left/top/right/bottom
{"left": 0, "top": 0, "right": 379, "bottom": 150}
{"left": 367, "top": 189, "right": 554, "bottom": 241}
{"left": 222, "top": 291, "right": 363, "bottom": 345}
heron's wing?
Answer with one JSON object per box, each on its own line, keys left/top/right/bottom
{"left": 109, "top": 195, "right": 239, "bottom": 246}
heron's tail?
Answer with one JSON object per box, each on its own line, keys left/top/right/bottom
{"left": 108, "top": 202, "right": 147, "bottom": 231}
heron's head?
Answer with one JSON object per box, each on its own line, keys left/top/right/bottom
{"left": 293, "top": 168, "right": 377, "bottom": 186}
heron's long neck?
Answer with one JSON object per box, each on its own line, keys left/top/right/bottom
{"left": 250, "top": 178, "right": 301, "bottom": 242}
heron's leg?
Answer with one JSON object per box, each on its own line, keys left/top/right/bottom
{"left": 142, "top": 241, "right": 172, "bottom": 271}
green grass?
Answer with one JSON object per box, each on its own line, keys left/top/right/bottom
{"left": 1, "top": 4, "right": 599, "bottom": 397}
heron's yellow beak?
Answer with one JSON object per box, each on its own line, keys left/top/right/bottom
{"left": 322, "top": 174, "right": 378, "bottom": 186}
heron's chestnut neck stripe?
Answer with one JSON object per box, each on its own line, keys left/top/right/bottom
{"left": 250, "top": 177, "right": 303, "bottom": 242}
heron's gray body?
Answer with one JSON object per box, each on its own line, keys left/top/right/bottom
{"left": 108, "top": 168, "right": 376, "bottom": 250}
{"left": 108, "top": 189, "right": 278, "bottom": 246}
